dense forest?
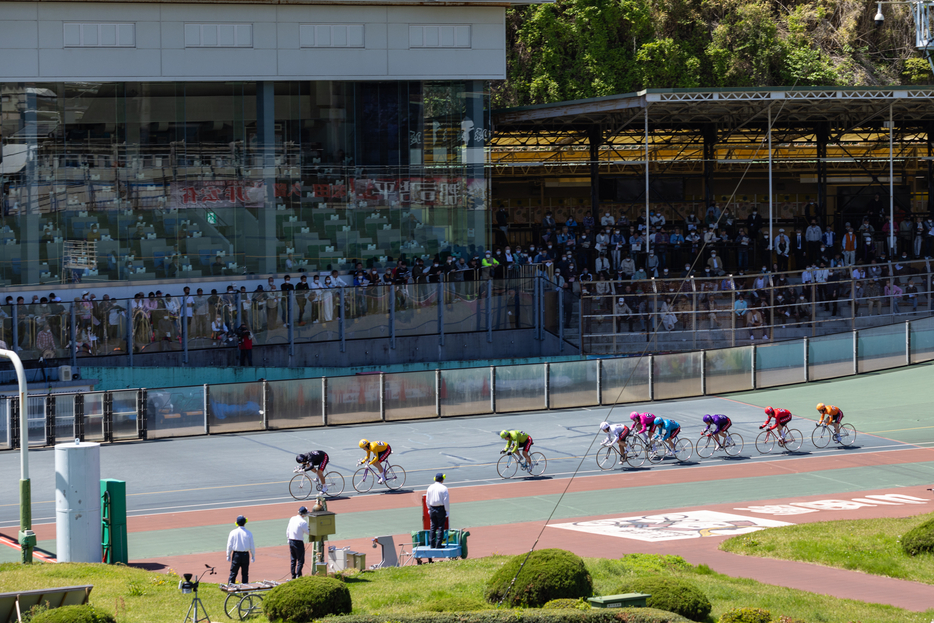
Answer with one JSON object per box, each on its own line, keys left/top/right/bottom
{"left": 493, "top": 0, "right": 934, "bottom": 108}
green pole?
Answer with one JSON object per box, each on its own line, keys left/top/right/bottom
{"left": 19, "top": 479, "right": 34, "bottom": 564}
{"left": 2, "top": 349, "right": 33, "bottom": 564}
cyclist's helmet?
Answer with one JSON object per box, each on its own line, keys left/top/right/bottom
{"left": 630, "top": 411, "right": 640, "bottom": 422}
{"left": 295, "top": 454, "right": 305, "bottom": 463}
{"left": 599, "top": 421, "right": 610, "bottom": 432}
{"left": 764, "top": 406, "right": 775, "bottom": 417}
{"left": 358, "top": 439, "right": 369, "bottom": 449}
{"left": 816, "top": 403, "right": 826, "bottom": 413}
{"left": 499, "top": 430, "right": 508, "bottom": 439}
{"left": 702, "top": 414, "right": 713, "bottom": 424}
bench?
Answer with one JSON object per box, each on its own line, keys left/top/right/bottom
{"left": 0, "top": 585, "right": 93, "bottom": 622}
{"left": 587, "top": 593, "right": 651, "bottom": 608}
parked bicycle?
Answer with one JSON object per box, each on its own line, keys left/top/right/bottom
{"left": 497, "top": 450, "right": 547, "bottom": 478}
{"left": 352, "top": 459, "right": 406, "bottom": 493}
{"left": 596, "top": 436, "right": 647, "bottom": 469}
{"left": 755, "top": 427, "right": 803, "bottom": 454}
{"left": 812, "top": 422, "right": 857, "bottom": 448}
{"left": 695, "top": 431, "right": 744, "bottom": 459}
{"left": 290, "top": 467, "right": 345, "bottom": 499}
{"left": 647, "top": 437, "right": 693, "bottom": 463}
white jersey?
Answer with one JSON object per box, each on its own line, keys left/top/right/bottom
{"left": 603, "top": 423, "right": 628, "bottom": 444}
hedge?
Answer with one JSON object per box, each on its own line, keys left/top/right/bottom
{"left": 319, "top": 610, "right": 691, "bottom": 623}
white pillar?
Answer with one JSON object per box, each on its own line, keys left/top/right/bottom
{"left": 645, "top": 104, "right": 651, "bottom": 254}
{"left": 55, "top": 442, "right": 101, "bottom": 563}
{"left": 768, "top": 105, "right": 773, "bottom": 256}
{"left": 889, "top": 103, "right": 895, "bottom": 253}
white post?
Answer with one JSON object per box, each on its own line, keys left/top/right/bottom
{"left": 889, "top": 103, "right": 895, "bottom": 254}
{"left": 768, "top": 105, "right": 773, "bottom": 258}
{"left": 0, "top": 348, "right": 32, "bottom": 563}
{"left": 645, "top": 104, "right": 651, "bottom": 254}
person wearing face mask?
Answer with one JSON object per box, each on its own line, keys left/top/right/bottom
{"left": 601, "top": 211, "right": 614, "bottom": 227}
{"left": 774, "top": 229, "right": 790, "bottom": 272}
{"left": 595, "top": 228, "right": 610, "bottom": 256}
{"left": 707, "top": 250, "right": 725, "bottom": 276}
{"left": 619, "top": 254, "right": 636, "bottom": 279}
{"left": 610, "top": 228, "right": 624, "bottom": 269}
{"left": 595, "top": 251, "right": 610, "bottom": 276}
{"left": 645, "top": 250, "right": 659, "bottom": 277}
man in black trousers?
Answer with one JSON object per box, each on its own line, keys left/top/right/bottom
{"left": 425, "top": 473, "right": 450, "bottom": 549}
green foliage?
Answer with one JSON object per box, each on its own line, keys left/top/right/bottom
{"left": 484, "top": 549, "right": 593, "bottom": 608}
{"left": 903, "top": 58, "right": 933, "bottom": 84}
{"left": 324, "top": 612, "right": 691, "bottom": 623}
{"left": 423, "top": 595, "right": 488, "bottom": 612}
{"left": 542, "top": 598, "right": 592, "bottom": 610}
{"left": 29, "top": 605, "right": 116, "bottom": 623}
{"left": 901, "top": 516, "right": 934, "bottom": 556}
{"left": 263, "top": 576, "right": 352, "bottom": 623}
{"left": 719, "top": 608, "right": 772, "bottom": 623}
{"left": 615, "top": 577, "right": 712, "bottom": 622}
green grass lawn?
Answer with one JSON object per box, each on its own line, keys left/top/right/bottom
{"left": 2, "top": 553, "right": 933, "bottom": 623}
{"left": 721, "top": 511, "right": 934, "bottom": 585}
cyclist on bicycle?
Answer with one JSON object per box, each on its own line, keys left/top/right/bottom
{"left": 702, "top": 414, "right": 733, "bottom": 447}
{"left": 816, "top": 403, "right": 845, "bottom": 442}
{"left": 599, "top": 421, "right": 632, "bottom": 464}
{"left": 653, "top": 418, "right": 682, "bottom": 456}
{"left": 500, "top": 430, "right": 533, "bottom": 472}
{"left": 759, "top": 406, "right": 792, "bottom": 444}
{"left": 295, "top": 451, "right": 329, "bottom": 493}
{"left": 358, "top": 439, "right": 392, "bottom": 484}
{"left": 630, "top": 411, "right": 657, "bottom": 444}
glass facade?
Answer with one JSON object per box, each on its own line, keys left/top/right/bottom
{"left": 0, "top": 80, "right": 490, "bottom": 285}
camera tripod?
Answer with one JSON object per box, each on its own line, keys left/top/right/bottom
{"left": 183, "top": 585, "right": 211, "bottom": 623}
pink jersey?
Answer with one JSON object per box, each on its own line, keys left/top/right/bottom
{"left": 635, "top": 413, "right": 656, "bottom": 433}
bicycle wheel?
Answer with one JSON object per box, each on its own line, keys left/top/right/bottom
{"left": 497, "top": 454, "right": 518, "bottom": 479}
{"left": 528, "top": 452, "right": 547, "bottom": 476}
{"left": 596, "top": 446, "right": 621, "bottom": 470}
{"left": 755, "top": 430, "right": 775, "bottom": 454}
{"left": 674, "top": 438, "right": 693, "bottom": 462}
{"left": 384, "top": 465, "right": 406, "bottom": 490}
{"left": 224, "top": 593, "right": 240, "bottom": 619}
{"left": 322, "top": 472, "right": 345, "bottom": 497}
{"left": 783, "top": 429, "right": 803, "bottom": 452}
{"left": 724, "top": 433, "right": 744, "bottom": 457}
{"left": 237, "top": 595, "right": 256, "bottom": 620}
{"left": 647, "top": 439, "right": 666, "bottom": 464}
{"left": 289, "top": 473, "right": 314, "bottom": 500}
{"left": 838, "top": 423, "right": 857, "bottom": 446}
{"left": 696, "top": 435, "right": 716, "bottom": 459}
{"left": 352, "top": 467, "right": 374, "bottom": 493}
{"left": 812, "top": 425, "right": 832, "bottom": 448}
{"left": 624, "top": 436, "right": 647, "bottom": 468}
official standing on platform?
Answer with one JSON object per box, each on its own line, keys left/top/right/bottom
{"left": 426, "top": 473, "right": 450, "bottom": 548}
{"left": 226, "top": 515, "right": 255, "bottom": 585}
{"left": 287, "top": 506, "right": 310, "bottom": 578}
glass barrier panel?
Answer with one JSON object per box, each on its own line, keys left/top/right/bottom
{"left": 858, "top": 324, "right": 908, "bottom": 373}
{"left": 0, "top": 399, "right": 9, "bottom": 449}
{"left": 344, "top": 286, "right": 391, "bottom": 341}
{"left": 54, "top": 395, "right": 76, "bottom": 442}
{"left": 601, "top": 357, "right": 651, "bottom": 404}
{"left": 550, "top": 360, "right": 599, "bottom": 409}
{"left": 27, "top": 396, "right": 46, "bottom": 447}
{"left": 494, "top": 364, "right": 547, "bottom": 413}
{"left": 385, "top": 371, "right": 436, "bottom": 421}
{"left": 294, "top": 288, "right": 341, "bottom": 344}
{"left": 654, "top": 352, "right": 703, "bottom": 400}
{"left": 146, "top": 386, "right": 206, "bottom": 438}
{"left": 268, "top": 378, "right": 324, "bottom": 429}
{"left": 756, "top": 339, "right": 806, "bottom": 388}
{"left": 444, "top": 288, "right": 485, "bottom": 334}
{"left": 440, "top": 367, "right": 493, "bottom": 417}
{"left": 809, "top": 333, "right": 855, "bottom": 381}
{"left": 208, "top": 382, "right": 265, "bottom": 433}
{"left": 84, "top": 393, "right": 106, "bottom": 441}
{"left": 910, "top": 316, "right": 934, "bottom": 364}
{"left": 396, "top": 284, "right": 440, "bottom": 337}
{"left": 111, "top": 390, "right": 139, "bottom": 440}
{"left": 326, "top": 375, "right": 381, "bottom": 425}
{"left": 131, "top": 294, "right": 185, "bottom": 356}
{"left": 705, "top": 347, "right": 754, "bottom": 394}
{"left": 542, "top": 290, "right": 560, "bottom": 336}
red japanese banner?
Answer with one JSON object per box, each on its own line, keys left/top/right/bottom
{"left": 171, "top": 181, "right": 267, "bottom": 208}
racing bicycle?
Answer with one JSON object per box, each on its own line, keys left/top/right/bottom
{"left": 695, "top": 431, "right": 744, "bottom": 459}
{"left": 352, "top": 459, "right": 407, "bottom": 493}
{"left": 812, "top": 422, "right": 857, "bottom": 448}
{"left": 755, "top": 426, "right": 803, "bottom": 454}
{"left": 290, "top": 467, "right": 345, "bottom": 498}
{"left": 647, "top": 436, "right": 693, "bottom": 463}
{"left": 497, "top": 450, "right": 547, "bottom": 478}
{"left": 596, "top": 436, "right": 647, "bottom": 469}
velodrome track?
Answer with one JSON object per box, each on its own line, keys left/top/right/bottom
{"left": 3, "top": 363, "right": 934, "bottom": 611}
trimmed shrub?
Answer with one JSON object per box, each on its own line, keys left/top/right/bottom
{"left": 542, "top": 598, "right": 591, "bottom": 610}
{"left": 485, "top": 549, "right": 593, "bottom": 608}
{"left": 719, "top": 608, "right": 772, "bottom": 623}
{"left": 30, "top": 605, "right": 116, "bottom": 623}
{"left": 424, "top": 595, "right": 488, "bottom": 612}
{"left": 901, "top": 516, "right": 934, "bottom": 556}
{"left": 320, "top": 611, "right": 690, "bottom": 623}
{"left": 615, "top": 577, "right": 711, "bottom": 622}
{"left": 263, "top": 575, "right": 351, "bottom": 622}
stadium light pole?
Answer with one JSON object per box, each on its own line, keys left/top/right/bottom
{"left": 768, "top": 104, "right": 773, "bottom": 258}
{"left": 644, "top": 104, "right": 651, "bottom": 254}
{"left": 0, "top": 348, "right": 33, "bottom": 563}
{"left": 889, "top": 103, "right": 895, "bottom": 254}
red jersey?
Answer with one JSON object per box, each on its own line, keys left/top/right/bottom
{"left": 763, "top": 408, "right": 792, "bottom": 427}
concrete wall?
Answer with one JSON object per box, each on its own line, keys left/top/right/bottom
{"left": 0, "top": 2, "right": 507, "bottom": 81}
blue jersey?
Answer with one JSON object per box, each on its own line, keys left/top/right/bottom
{"left": 655, "top": 418, "right": 680, "bottom": 439}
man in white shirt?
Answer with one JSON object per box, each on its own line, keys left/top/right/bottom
{"left": 286, "top": 506, "right": 310, "bottom": 579}
{"left": 773, "top": 229, "right": 790, "bottom": 272}
{"left": 226, "top": 515, "right": 255, "bottom": 585}
{"left": 426, "top": 473, "right": 450, "bottom": 548}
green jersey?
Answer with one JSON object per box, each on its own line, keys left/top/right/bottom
{"left": 502, "top": 430, "right": 529, "bottom": 453}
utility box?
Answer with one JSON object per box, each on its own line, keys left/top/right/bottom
{"left": 588, "top": 594, "right": 651, "bottom": 609}
{"left": 328, "top": 548, "right": 366, "bottom": 572}
{"left": 56, "top": 442, "right": 101, "bottom": 563}
{"left": 101, "top": 479, "right": 128, "bottom": 564}
{"left": 307, "top": 510, "right": 336, "bottom": 538}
